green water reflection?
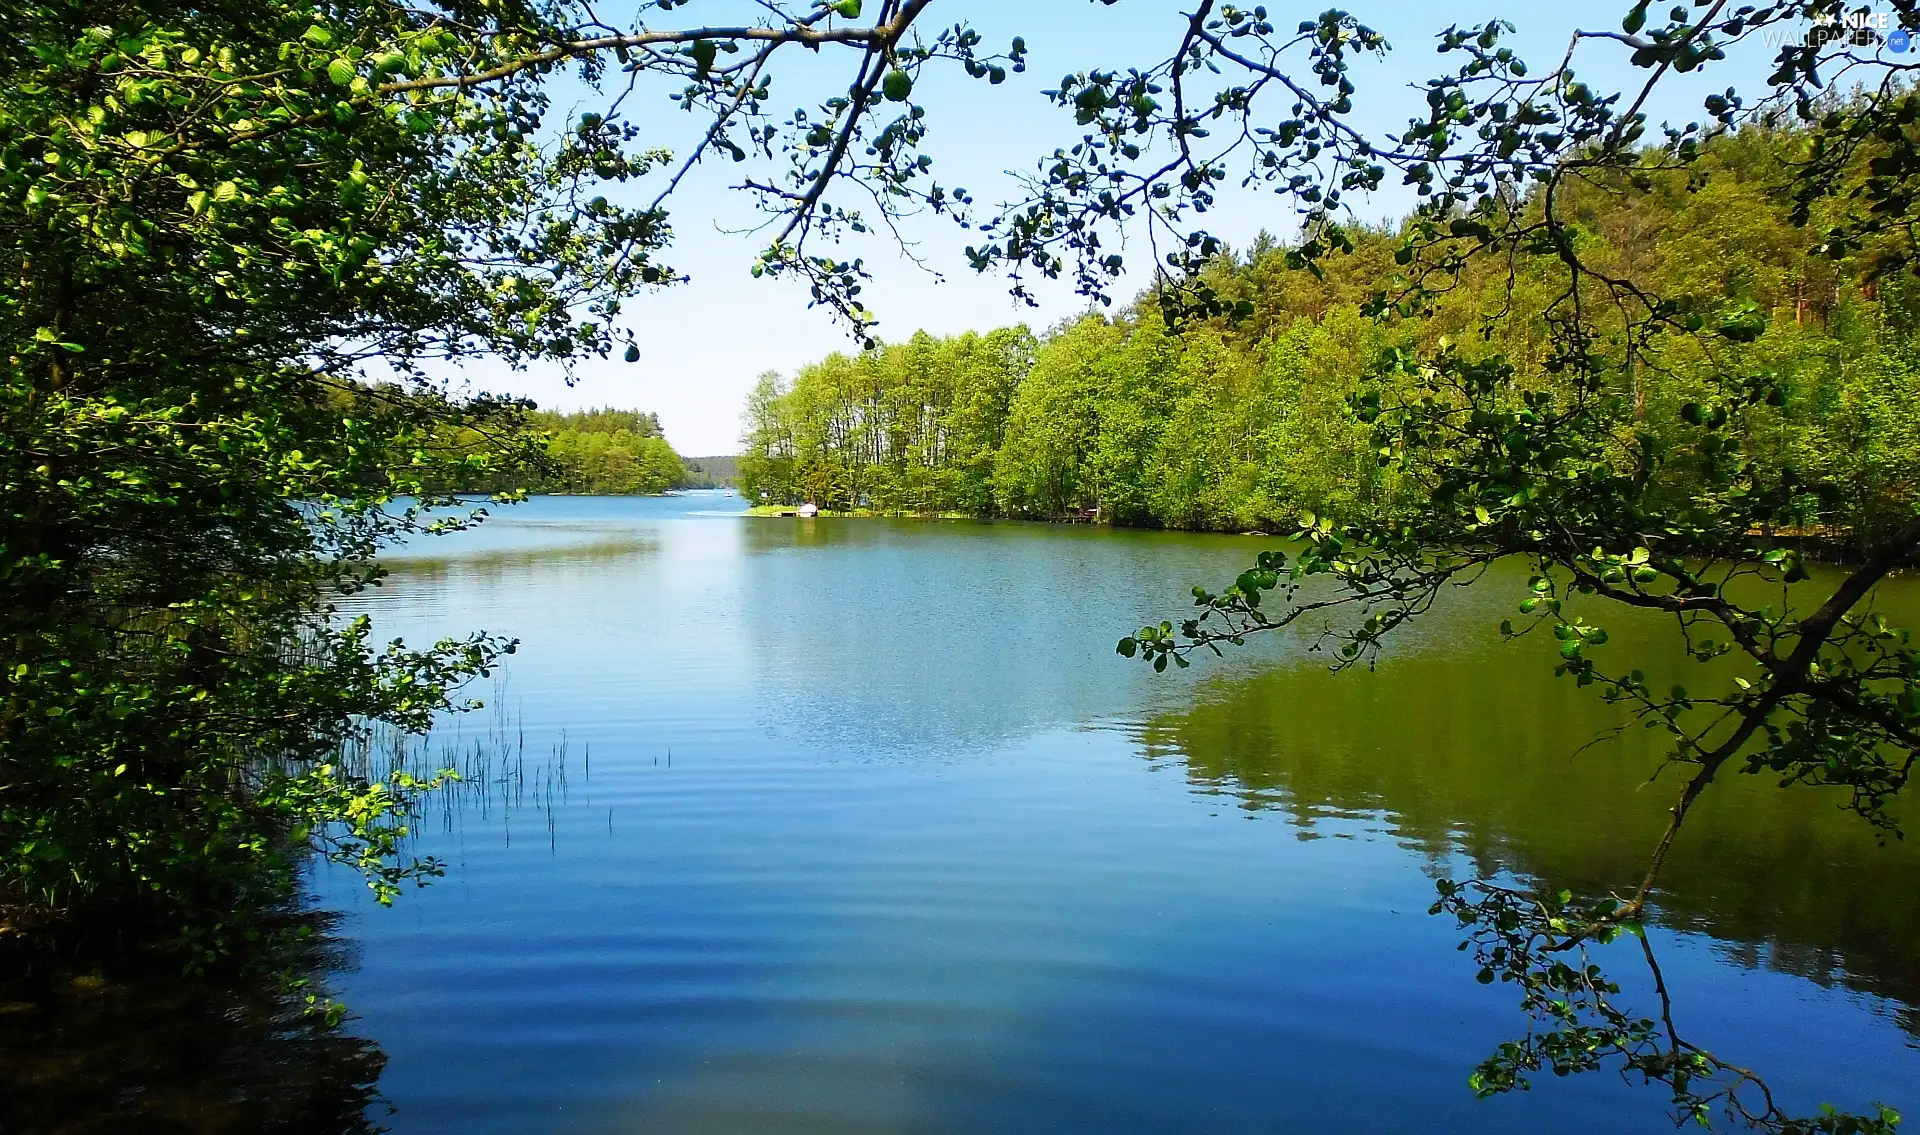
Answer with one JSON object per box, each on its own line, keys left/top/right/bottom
{"left": 1141, "top": 588, "right": 1920, "bottom": 1026}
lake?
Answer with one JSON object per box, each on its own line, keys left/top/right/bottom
{"left": 300, "top": 492, "right": 1915, "bottom": 1131}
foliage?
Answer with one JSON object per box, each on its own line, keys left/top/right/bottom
{"left": 0, "top": 0, "right": 1019, "bottom": 944}
{"left": 6, "top": 0, "right": 1919, "bottom": 1125}
{"left": 496, "top": 407, "right": 688, "bottom": 495}
{"left": 680, "top": 454, "right": 739, "bottom": 489}
{"left": 739, "top": 327, "right": 1034, "bottom": 511}
{"left": 1080, "top": 4, "right": 1920, "bottom": 1130}
{"left": 744, "top": 134, "right": 1920, "bottom": 544}
{"left": 543, "top": 423, "right": 684, "bottom": 494}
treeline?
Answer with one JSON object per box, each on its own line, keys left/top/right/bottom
{"left": 531, "top": 408, "right": 687, "bottom": 494}
{"left": 739, "top": 127, "right": 1920, "bottom": 544}
{"left": 437, "top": 406, "right": 693, "bottom": 495}
{"left": 682, "top": 454, "right": 739, "bottom": 489}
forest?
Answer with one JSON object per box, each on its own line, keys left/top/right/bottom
{"left": 739, "top": 127, "right": 1920, "bottom": 553}
{"left": 8, "top": 0, "right": 1920, "bottom": 1127}
{"left": 440, "top": 406, "right": 692, "bottom": 495}
{"left": 529, "top": 408, "right": 688, "bottom": 495}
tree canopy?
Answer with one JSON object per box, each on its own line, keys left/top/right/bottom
{"left": 743, "top": 128, "right": 1920, "bottom": 548}
{"left": 450, "top": 406, "right": 691, "bottom": 494}
{"left": 6, "top": 0, "right": 1920, "bottom": 1129}
{"left": 0, "top": 0, "right": 1013, "bottom": 936}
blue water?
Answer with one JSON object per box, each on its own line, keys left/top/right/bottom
{"left": 317, "top": 492, "right": 1918, "bottom": 1133}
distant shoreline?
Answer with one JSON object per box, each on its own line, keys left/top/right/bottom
{"left": 743, "top": 504, "right": 970, "bottom": 520}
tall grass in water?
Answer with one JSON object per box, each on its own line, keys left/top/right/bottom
{"left": 331, "top": 675, "right": 587, "bottom": 855}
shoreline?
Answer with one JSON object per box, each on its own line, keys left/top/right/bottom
{"left": 736, "top": 505, "right": 1913, "bottom": 564}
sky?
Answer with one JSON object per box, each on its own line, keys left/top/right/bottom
{"left": 456, "top": 0, "right": 1793, "bottom": 455}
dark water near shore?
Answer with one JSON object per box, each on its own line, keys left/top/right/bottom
{"left": 41, "top": 491, "right": 1912, "bottom": 1134}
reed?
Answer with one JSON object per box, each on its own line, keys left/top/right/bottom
{"left": 330, "top": 676, "right": 589, "bottom": 856}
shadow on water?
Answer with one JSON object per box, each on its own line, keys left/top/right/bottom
{"left": 0, "top": 906, "right": 387, "bottom": 1135}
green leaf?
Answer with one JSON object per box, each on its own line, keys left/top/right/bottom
{"left": 690, "top": 39, "right": 717, "bottom": 76}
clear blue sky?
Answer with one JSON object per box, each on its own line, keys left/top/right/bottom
{"left": 464, "top": 1, "right": 1782, "bottom": 455}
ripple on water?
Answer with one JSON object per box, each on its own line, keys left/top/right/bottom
{"left": 309, "top": 495, "right": 1918, "bottom": 1135}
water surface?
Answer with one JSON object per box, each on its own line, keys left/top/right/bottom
{"left": 316, "top": 492, "right": 1918, "bottom": 1133}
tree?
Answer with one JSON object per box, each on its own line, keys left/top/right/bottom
{"left": 7, "top": 0, "right": 1917, "bottom": 1126}
{"left": 0, "top": 0, "right": 1019, "bottom": 940}
{"left": 1101, "top": 4, "right": 1920, "bottom": 1130}
{"left": 537, "top": 411, "right": 688, "bottom": 493}
{"left": 993, "top": 316, "right": 1118, "bottom": 517}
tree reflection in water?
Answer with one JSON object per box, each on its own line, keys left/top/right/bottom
{"left": 0, "top": 695, "right": 580, "bottom": 1135}
{"left": 1434, "top": 878, "right": 1900, "bottom": 1135}
{"left": 0, "top": 905, "right": 387, "bottom": 1135}
{"left": 1139, "top": 650, "right": 1916, "bottom": 1132}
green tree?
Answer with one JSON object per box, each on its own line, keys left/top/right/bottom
{"left": 0, "top": 0, "right": 1016, "bottom": 942}
{"left": 1098, "top": 5, "right": 1920, "bottom": 1130}
{"left": 10, "top": 0, "right": 1920, "bottom": 1126}
{"left": 740, "top": 371, "right": 797, "bottom": 504}
{"left": 994, "top": 316, "right": 1118, "bottom": 517}
{"left": 535, "top": 409, "right": 688, "bottom": 494}
{"left": 943, "top": 327, "right": 1036, "bottom": 513}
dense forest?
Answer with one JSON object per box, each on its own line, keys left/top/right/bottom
{"left": 460, "top": 409, "right": 737, "bottom": 494}
{"left": 681, "top": 454, "right": 741, "bottom": 489}
{"left": 739, "top": 127, "right": 1920, "bottom": 551}
{"left": 438, "top": 407, "right": 696, "bottom": 495}
{"left": 528, "top": 408, "right": 688, "bottom": 494}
